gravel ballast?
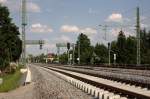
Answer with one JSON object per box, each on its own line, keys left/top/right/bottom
{"left": 0, "top": 64, "right": 93, "bottom": 99}
{"left": 30, "top": 64, "right": 93, "bottom": 99}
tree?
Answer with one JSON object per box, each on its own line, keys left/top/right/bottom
{"left": 126, "top": 36, "right": 136, "bottom": 64}
{"left": 110, "top": 29, "right": 150, "bottom": 64}
{"left": 75, "top": 33, "right": 93, "bottom": 64}
{"left": 94, "top": 43, "right": 108, "bottom": 63}
{"left": 59, "top": 52, "right": 68, "bottom": 64}
{"left": 37, "top": 53, "right": 45, "bottom": 63}
{"left": 0, "top": 5, "right": 22, "bottom": 70}
{"left": 116, "top": 30, "right": 127, "bottom": 64}
{"left": 140, "top": 29, "right": 150, "bottom": 64}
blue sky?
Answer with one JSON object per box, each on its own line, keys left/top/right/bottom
{"left": 0, "top": 0, "right": 150, "bottom": 56}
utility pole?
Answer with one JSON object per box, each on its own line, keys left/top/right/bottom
{"left": 46, "top": 49, "right": 48, "bottom": 63}
{"left": 103, "top": 25, "right": 108, "bottom": 40}
{"left": 78, "top": 41, "right": 80, "bottom": 65}
{"left": 57, "top": 47, "right": 60, "bottom": 63}
{"left": 22, "top": 0, "right": 27, "bottom": 67}
{"left": 99, "top": 25, "right": 108, "bottom": 40}
{"left": 136, "top": 7, "right": 141, "bottom": 66}
{"left": 67, "top": 49, "right": 70, "bottom": 64}
{"left": 21, "top": 0, "right": 45, "bottom": 66}
{"left": 72, "top": 44, "right": 75, "bottom": 65}
{"left": 108, "top": 42, "right": 111, "bottom": 66}
{"left": 99, "top": 25, "right": 111, "bottom": 66}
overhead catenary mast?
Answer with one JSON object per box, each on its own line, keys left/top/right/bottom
{"left": 136, "top": 7, "right": 141, "bottom": 66}
{"left": 22, "top": 0, "right": 27, "bottom": 66}
{"left": 21, "top": 0, "right": 45, "bottom": 66}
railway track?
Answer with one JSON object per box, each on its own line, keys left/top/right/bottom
{"left": 36, "top": 64, "right": 150, "bottom": 99}
{"left": 63, "top": 65, "right": 150, "bottom": 77}
{"left": 44, "top": 64, "right": 150, "bottom": 89}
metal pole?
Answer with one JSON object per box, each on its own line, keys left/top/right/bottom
{"left": 99, "top": 25, "right": 110, "bottom": 66}
{"left": 108, "top": 43, "right": 111, "bottom": 66}
{"left": 114, "top": 54, "right": 116, "bottom": 66}
{"left": 78, "top": 41, "right": 80, "bottom": 64}
{"left": 136, "top": 7, "right": 141, "bottom": 65}
{"left": 73, "top": 44, "right": 75, "bottom": 65}
{"left": 67, "top": 49, "right": 70, "bottom": 65}
{"left": 22, "top": 0, "right": 27, "bottom": 66}
{"left": 103, "top": 25, "right": 108, "bottom": 40}
{"left": 57, "top": 47, "right": 60, "bottom": 63}
{"left": 46, "top": 49, "right": 48, "bottom": 63}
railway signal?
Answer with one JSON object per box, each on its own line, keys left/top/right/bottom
{"left": 67, "top": 42, "right": 70, "bottom": 50}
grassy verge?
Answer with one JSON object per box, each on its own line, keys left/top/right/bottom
{"left": 0, "top": 68, "right": 22, "bottom": 92}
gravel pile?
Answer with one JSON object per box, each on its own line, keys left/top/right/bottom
{"left": 30, "top": 65, "right": 93, "bottom": 99}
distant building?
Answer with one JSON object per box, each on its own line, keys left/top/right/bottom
{"left": 44, "top": 53, "right": 55, "bottom": 63}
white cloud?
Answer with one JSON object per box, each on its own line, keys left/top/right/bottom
{"left": 0, "top": 1, "right": 41, "bottom": 13}
{"left": 110, "top": 28, "right": 134, "bottom": 37}
{"left": 110, "top": 28, "right": 121, "bottom": 37}
{"left": 40, "top": 39, "right": 56, "bottom": 53}
{"left": 60, "top": 25, "right": 97, "bottom": 36}
{"left": 60, "top": 25, "right": 79, "bottom": 33}
{"left": 59, "top": 35, "right": 71, "bottom": 42}
{"left": 27, "top": 2, "right": 41, "bottom": 13}
{"left": 106, "top": 13, "right": 123, "bottom": 22}
{"left": 0, "top": 0, "right": 7, "bottom": 3}
{"left": 43, "top": 43, "right": 55, "bottom": 49}
{"left": 80, "top": 28, "right": 97, "bottom": 36}
{"left": 0, "top": 0, "right": 19, "bottom": 11}
{"left": 54, "top": 35, "right": 71, "bottom": 43}
{"left": 30, "top": 23, "right": 53, "bottom": 33}
{"left": 141, "top": 23, "right": 148, "bottom": 29}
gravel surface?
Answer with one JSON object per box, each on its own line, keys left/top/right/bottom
{"left": 0, "top": 64, "right": 93, "bottom": 99}
{"left": 30, "top": 64, "right": 93, "bottom": 99}
{"left": 50, "top": 65, "right": 150, "bottom": 85}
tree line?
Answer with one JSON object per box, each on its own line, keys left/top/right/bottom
{"left": 60, "top": 29, "right": 150, "bottom": 65}
{"left": 30, "top": 29, "right": 150, "bottom": 65}
{"left": 0, "top": 5, "right": 22, "bottom": 70}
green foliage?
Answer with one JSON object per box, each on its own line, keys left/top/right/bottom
{"left": 140, "top": 29, "right": 150, "bottom": 64}
{"left": 0, "top": 69, "right": 22, "bottom": 92}
{"left": 75, "top": 33, "right": 93, "bottom": 64}
{"left": 59, "top": 29, "right": 150, "bottom": 65}
{"left": 116, "top": 31, "right": 127, "bottom": 63}
{"left": 111, "top": 31, "right": 136, "bottom": 64}
{"left": 111, "top": 29, "right": 150, "bottom": 64}
{"left": 0, "top": 5, "right": 22, "bottom": 70}
{"left": 126, "top": 36, "right": 136, "bottom": 64}
{"left": 94, "top": 43, "right": 108, "bottom": 63}
{"left": 34, "top": 53, "right": 46, "bottom": 63}
{"left": 59, "top": 53, "right": 68, "bottom": 64}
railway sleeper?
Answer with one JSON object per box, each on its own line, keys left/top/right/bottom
{"left": 53, "top": 66, "right": 150, "bottom": 90}
{"left": 42, "top": 66, "right": 127, "bottom": 99}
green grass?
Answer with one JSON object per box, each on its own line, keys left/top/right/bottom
{"left": 0, "top": 69, "right": 22, "bottom": 92}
